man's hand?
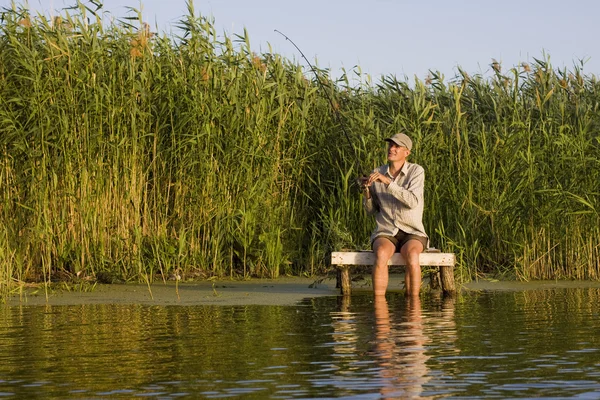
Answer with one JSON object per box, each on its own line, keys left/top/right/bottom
{"left": 367, "top": 171, "right": 392, "bottom": 186}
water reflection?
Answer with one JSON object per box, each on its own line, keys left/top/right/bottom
{"left": 330, "top": 295, "right": 358, "bottom": 358}
{"left": 373, "top": 296, "right": 430, "bottom": 399}
{"left": 2, "top": 289, "right": 600, "bottom": 398}
{"left": 329, "top": 294, "right": 458, "bottom": 398}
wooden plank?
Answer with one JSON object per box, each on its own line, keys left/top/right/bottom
{"left": 331, "top": 251, "right": 455, "bottom": 266}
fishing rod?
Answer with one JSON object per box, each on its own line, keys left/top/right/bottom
{"left": 274, "top": 29, "right": 365, "bottom": 184}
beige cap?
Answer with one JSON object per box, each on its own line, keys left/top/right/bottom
{"left": 384, "top": 132, "right": 412, "bottom": 151}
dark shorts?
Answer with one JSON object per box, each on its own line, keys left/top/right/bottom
{"left": 373, "top": 230, "right": 428, "bottom": 253}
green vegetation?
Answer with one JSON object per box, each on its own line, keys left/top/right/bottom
{"left": 1, "top": 1, "right": 599, "bottom": 299}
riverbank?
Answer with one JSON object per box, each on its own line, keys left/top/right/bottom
{"left": 5, "top": 275, "right": 600, "bottom": 307}
{"left": 5, "top": 276, "right": 339, "bottom": 307}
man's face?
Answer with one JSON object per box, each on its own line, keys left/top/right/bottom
{"left": 387, "top": 142, "right": 410, "bottom": 162}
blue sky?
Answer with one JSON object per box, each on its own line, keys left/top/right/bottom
{"left": 12, "top": 0, "right": 600, "bottom": 82}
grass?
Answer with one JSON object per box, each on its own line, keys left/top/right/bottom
{"left": 0, "top": 1, "right": 598, "bottom": 301}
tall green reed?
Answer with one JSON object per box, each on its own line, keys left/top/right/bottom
{"left": 0, "top": 1, "right": 598, "bottom": 300}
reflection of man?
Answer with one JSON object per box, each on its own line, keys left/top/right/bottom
{"left": 363, "top": 133, "right": 428, "bottom": 297}
{"left": 373, "top": 296, "right": 430, "bottom": 399}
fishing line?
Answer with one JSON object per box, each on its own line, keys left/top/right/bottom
{"left": 274, "top": 29, "right": 365, "bottom": 182}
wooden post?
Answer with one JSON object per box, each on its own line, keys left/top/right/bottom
{"left": 440, "top": 265, "right": 456, "bottom": 296}
{"left": 339, "top": 266, "right": 351, "bottom": 296}
{"left": 429, "top": 270, "right": 441, "bottom": 291}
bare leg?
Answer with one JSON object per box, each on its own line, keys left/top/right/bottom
{"left": 372, "top": 237, "right": 395, "bottom": 297}
{"left": 400, "top": 239, "right": 425, "bottom": 297}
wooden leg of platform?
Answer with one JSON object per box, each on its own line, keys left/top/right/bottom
{"left": 440, "top": 265, "right": 456, "bottom": 296}
{"left": 429, "top": 270, "right": 441, "bottom": 291}
{"left": 339, "top": 267, "right": 351, "bottom": 296}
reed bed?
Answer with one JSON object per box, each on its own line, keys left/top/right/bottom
{"left": 0, "top": 1, "right": 598, "bottom": 298}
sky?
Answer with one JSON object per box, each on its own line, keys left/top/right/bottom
{"left": 9, "top": 0, "right": 600, "bottom": 83}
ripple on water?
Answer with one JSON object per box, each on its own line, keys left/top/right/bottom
{"left": 1, "top": 289, "right": 600, "bottom": 398}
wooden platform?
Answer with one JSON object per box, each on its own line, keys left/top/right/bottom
{"left": 331, "top": 250, "right": 456, "bottom": 296}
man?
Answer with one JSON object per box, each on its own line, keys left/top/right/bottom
{"left": 362, "top": 132, "right": 428, "bottom": 297}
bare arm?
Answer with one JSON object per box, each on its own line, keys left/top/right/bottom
{"left": 360, "top": 175, "right": 378, "bottom": 215}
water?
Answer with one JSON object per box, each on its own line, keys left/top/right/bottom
{"left": 2, "top": 288, "right": 600, "bottom": 398}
